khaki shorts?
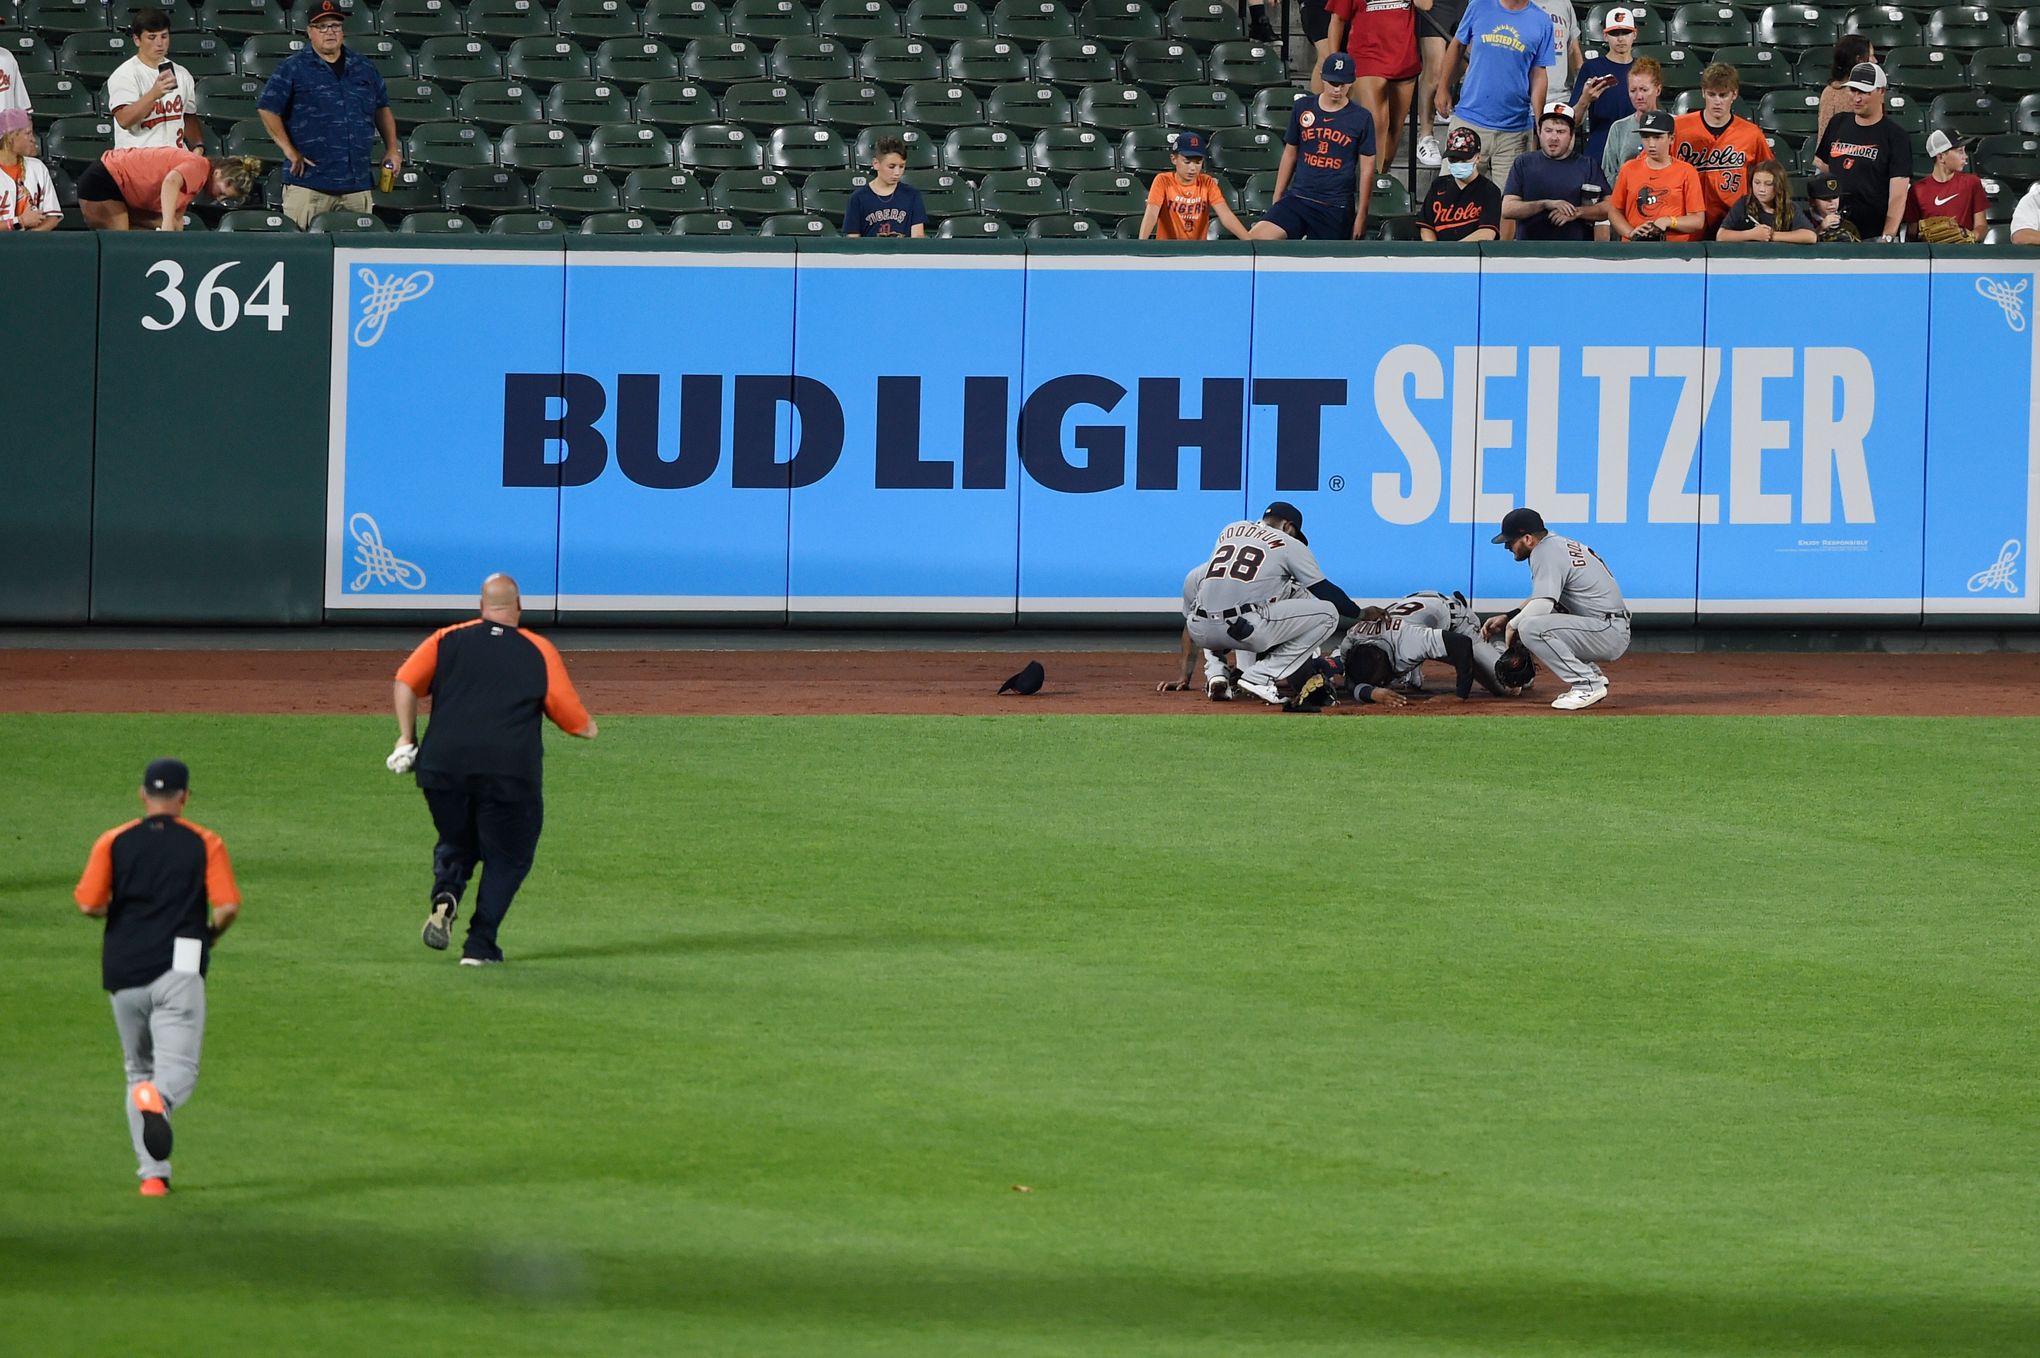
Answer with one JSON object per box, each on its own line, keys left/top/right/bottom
{"left": 1446, "top": 117, "right": 1532, "bottom": 194}
{"left": 282, "top": 185, "right": 374, "bottom": 229}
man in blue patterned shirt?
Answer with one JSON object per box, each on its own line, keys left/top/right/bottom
{"left": 257, "top": 0, "right": 398, "bottom": 228}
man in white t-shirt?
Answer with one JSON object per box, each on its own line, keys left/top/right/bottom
{"left": 0, "top": 39, "right": 32, "bottom": 117}
{"left": 106, "top": 8, "right": 203, "bottom": 151}
{"left": 2013, "top": 182, "right": 2040, "bottom": 245}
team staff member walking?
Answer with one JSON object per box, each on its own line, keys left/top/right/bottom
{"left": 389, "top": 574, "right": 596, "bottom": 966}
{"left": 74, "top": 758, "right": 241, "bottom": 1196}
{"left": 1481, "top": 506, "right": 1630, "bottom": 710}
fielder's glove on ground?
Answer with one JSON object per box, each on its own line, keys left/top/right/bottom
{"left": 386, "top": 742, "right": 418, "bottom": 774}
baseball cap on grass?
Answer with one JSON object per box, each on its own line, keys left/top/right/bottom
{"left": 1844, "top": 61, "right": 1886, "bottom": 93}
{"left": 1807, "top": 173, "right": 1842, "bottom": 200}
{"left": 1601, "top": 6, "right": 1637, "bottom": 33}
{"left": 1444, "top": 126, "right": 1481, "bottom": 161}
{"left": 1637, "top": 109, "right": 1674, "bottom": 136}
{"left": 143, "top": 758, "right": 190, "bottom": 795}
{"left": 1925, "top": 129, "right": 1964, "bottom": 157}
{"left": 1320, "top": 52, "right": 1356, "bottom": 86}
{"left": 1492, "top": 507, "right": 1546, "bottom": 544}
{"left": 1172, "top": 130, "right": 1206, "bottom": 158}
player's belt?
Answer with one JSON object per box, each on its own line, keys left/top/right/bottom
{"left": 1604, "top": 611, "right": 1631, "bottom": 621}
{"left": 1193, "top": 604, "right": 1259, "bottom": 621}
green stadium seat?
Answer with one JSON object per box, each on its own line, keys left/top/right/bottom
{"left": 815, "top": 0, "right": 903, "bottom": 44}
{"left": 488, "top": 211, "right": 567, "bottom": 233}
{"left": 376, "top": 0, "right": 464, "bottom": 42}
{"left": 223, "top": 115, "right": 285, "bottom": 163}
{"left": 937, "top": 211, "right": 1012, "bottom": 236}
{"left": 977, "top": 169, "right": 1064, "bottom": 223}
{"left": 1251, "top": 85, "right": 1301, "bottom": 129}
{"left": 854, "top": 123, "right": 938, "bottom": 168}
{"left": 1162, "top": 82, "right": 1247, "bottom": 129}
{"left": 759, "top": 210, "right": 839, "bottom": 234}
{"left": 1669, "top": 3, "right": 1755, "bottom": 48}
{"left": 353, "top": 36, "right": 416, "bottom": 80}
{"left": 857, "top": 36, "right": 942, "bottom": 88}
{"left": 917, "top": 169, "right": 976, "bottom": 215}
{"left": 643, "top": 0, "right": 728, "bottom": 42}
{"left": 801, "top": 167, "right": 869, "bottom": 217}
{"left": 636, "top": 79, "right": 722, "bottom": 128}
{"left": 1113, "top": 213, "right": 1143, "bottom": 238}
{"left": 679, "top": 120, "right": 765, "bottom": 168}
{"left": 672, "top": 210, "right": 747, "bottom": 233}
{"left": 946, "top": 37, "right": 1030, "bottom": 88}
{"left": 1076, "top": 82, "right": 1157, "bottom": 129}
{"left": 1634, "top": 45, "right": 1703, "bottom": 89}
{"left": 1970, "top": 48, "right": 2040, "bottom": 95}
{"left": 769, "top": 123, "right": 852, "bottom": 171}
{"left": 711, "top": 166, "right": 800, "bottom": 218}
{"left": 1065, "top": 166, "right": 1145, "bottom": 216}
{"left": 2020, "top": 92, "right": 2040, "bottom": 134}
{"left": 728, "top": 0, "right": 816, "bottom": 45}
{"left": 1207, "top": 40, "right": 1285, "bottom": 90}
{"left": 55, "top": 35, "right": 131, "bottom": 83}
{"left": 555, "top": 0, "right": 642, "bottom": 45}
{"left": 1117, "top": 124, "right": 1175, "bottom": 173}
{"left": 533, "top": 166, "right": 622, "bottom": 217}
{"left": 1926, "top": 6, "right": 2005, "bottom": 51}
{"left": 1123, "top": 38, "right": 1205, "bottom": 87}
{"left": 458, "top": 78, "right": 545, "bottom": 130}
{"left": 1370, "top": 172, "right": 1412, "bottom": 216}
{"left": 43, "top": 115, "right": 115, "bottom": 170}
{"left": 200, "top": 0, "right": 289, "bottom": 40}
{"left": 1881, "top": 91, "right": 1926, "bottom": 133}
{"left": 987, "top": 81, "right": 1073, "bottom": 129}
{"left": 1033, "top": 38, "right": 1117, "bottom": 90}
{"left": 2016, "top": 11, "right": 2039, "bottom": 48}
{"left": 1883, "top": 45, "right": 1968, "bottom": 94}
{"left": 500, "top": 122, "right": 585, "bottom": 169}
{"left": 596, "top": 39, "right": 683, "bottom": 87}
{"left": 1082, "top": 0, "right": 1164, "bottom": 45}
{"left": 468, "top": 0, "right": 555, "bottom": 45}
{"left": 684, "top": 36, "right": 771, "bottom": 88}
{"left": 1030, "top": 123, "right": 1115, "bottom": 176}
{"left": 1928, "top": 91, "right": 2011, "bottom": 139}
{"left": 111, "top": 0, "right": 200, "bottom": 30}
{"left": 771, "top": 36, "right": 857, "bottom": 87}
{"left": 1756, "top": 4, "right": 1840, "bottom": 50}
{"left": 371, "top": 165, "right": 442, "bottom": 218}
{"left": 905, "top": 0, "right": 990, "bottom": 42}
{"left": 307, "top": 209, "right": 388, "bottom": 230}
{"left": 623, "top": 167, "right": 713, "bottom": 213}
{"left": 400, "top": 210, "right": 481, "bottom": 231}
{"left": 1587, "top": 1, "right": 1667, "bottom": 46}
{"left": 900, "top": 79, "right": 984, "bottom": 127}
{"left": 588, "top": 121, "right": 678, "bottom": 167}
{"left": 942, "top": 122, "right": 1026, "bottom": 171}
{"left": 217, "top": 207, "right": 295, "bottom": 229}
{"left": 1842, "top": 5, "right": 1924, "bottom": 48}
{"left": 416, "top": 36, "right": 506, "bottom": 90}
{"left": 1974, "top": 131, "right": 2040, "bottom": 178}
{"left": 1378, "top": 214, "right": 1423, "bottom": 239}
{"left": 547, "top": 79, "right": 633, "bottom": 130}
{"left": 723, "top": 79, "right": 811, "bottom": 125}
{"left": 991, "top": 0, "right": 1075, "bottom": 43}
{"left": 812, "top": 79, "right": 899, "bottom": 130}
{"left": 384, "top": 77, "right": 457, "bottom": 128}
{"left": 1670, "top": 88, "right": 1703, "bottom": 114}
{"left": 1709, "top": 46, "right": 1792, "bottom": 94}
{"left": 1166, "top": 0, "right": 1244, "bottom": 48}
{"left": 442, "top": 165, "right": 531, "bottom": 216}
{"left": 406, "top": 119, "right": 496, "bottom": 168}
{"left": 1208, "top": 126, "right": 1280, "bottom": 174}
{"left": 1237, "top": 168, "right": 1277, "bottom": 211}
{"left": 1755, "top": 88, "right": 1824, "bottom": 137}
{"left": 1026, "top": 210, "right": 1103, "bottom": 237}
{"left": 581, "top": 210, "right": 661, "bottom": 232}
{"left": 1, "top": 36, "right": 56, "bottom": 80}
{"left": 24, "top": 71, "right": 94, "bottom": 117}
{"left": 506, "top": 37, "right": 595, "bottom": 84}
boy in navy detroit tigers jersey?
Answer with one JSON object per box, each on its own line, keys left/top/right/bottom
{"left": 1250, "top": 52, "right": 1377, "bottom": 240}
{"left": 842, "top": 135, "right": 926, "bottom": 239}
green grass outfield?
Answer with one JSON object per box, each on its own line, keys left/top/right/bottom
{"left": 1, "top": 713, "right": 2034, "bottom": 1358}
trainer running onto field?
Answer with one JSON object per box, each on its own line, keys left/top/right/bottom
{"left": 389, "top": 574, "right": 597, "bottom": 966}
{"left": 1481, "top": 507, "right": 1631, "bottom": 710}
{"left": 74, "top": 757, "right": 241, "bottom": 1197}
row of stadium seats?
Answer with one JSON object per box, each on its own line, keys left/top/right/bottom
{"left": 150, "top": 204, "right": 1174, "bottom": 236}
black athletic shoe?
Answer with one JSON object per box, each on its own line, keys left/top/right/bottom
{"left": 1247, "top": 8, "right": 1276, "bottom": 41}
{"left": 422, "top": 891, "right": 458, "bottom": 951}
{"left": 1441, "top": 631, "right": 1476, "bottom": 699}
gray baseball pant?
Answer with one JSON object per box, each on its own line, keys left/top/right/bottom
{"left": 110, "top": 969, "right": 206, "bottom": 1181}
{"left": 1515, "top": 613, "right": 1632, "bottom": 688}
{"left": 1189, "top": 597, "right": 1340, "bottom": 690}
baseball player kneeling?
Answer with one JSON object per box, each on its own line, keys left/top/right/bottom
{"left": 1481, "top": 507, "right": 1631, "bottom": 710}
{"left": 1337, "top": 589, "right": 1530, "bottom": 699}
{"left": 1185, "top": 501, "right": 1363, "bottom": 707}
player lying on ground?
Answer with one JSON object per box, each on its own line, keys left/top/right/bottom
{"left": 1158, "top": 628, "right": 1408, "bottom": 706}
{"left": 1336, "top": 590, "right": 1534, "bottom": 699}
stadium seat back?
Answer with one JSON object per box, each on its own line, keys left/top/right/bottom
{"left": 759, "top": 210, "right": 838, "bottom": 234}
{"left": 623, "top": 167, "right": 713, "bottom": 214}
{"left": 55, "top": 34, "right": 131, "bottom": 83}
{"left": 457, "top": 78, "right": 546, "bottom": 130}
{"left": 854, "top": 122, "right": 938, "bottom": 168}
{"left": 533, "top": 166, "right": 622, "bottom": 217}
{"left": 815, "top": 0, "right": 903, "bottom": 44}
{"left": 769, "top": 123, "right": 852, "bottom": 171}
{"left": 1166, "top": 0, "right": 1243, "bottom": 49}
{"left": 942, "top": 122, "right": 1027, "bottom": 172}
{"left": 467, "top": 0, "right": 555, "bottom": 45}
{"left": 728, "top": 0, "right": 817, "bottom": 45}
{"left": 1207, "top": 126, "right": 1280, "bottom": 174}
{"left": 499, "top": 122, "right": 585, "bottom": 169}
{"left": 917, "top": 168, "right": 976, "bottom": 215}
{"left": 1026, "top": 210, "right": 1103, "bottom": 237}
{"left": 1075, "top": 82, "right": 1158, "bottom": 129}
{"left": 588, "top": 121, "right": 678, "bottom": 168}
{"left": 1030, "top": 123, "right": 1115, "bottom": 177}
{"left": 1755, "top": 3, "right": 1838, "bottom": 49}
{"left": 722, "top": 78, "right": 811, "bottom": 125}
{"left": 991, "top": 0, "right": 1075, "bottom": 43}
{"left": 1842, "top": 5, "right": 1924, "bottom": 48}
{"left": 488, "top": 211, "right": 566, "bottom": 233}
{"left": 643, "top": 0, "right": 729, "bottom": 42}
{"left": 710, "top": 167, "right": 800, "bottom": 218}
{"left": 376, "top": 0, "right": 464, "bottom": 42}
{"left": 945, "top": 37, "right": 1030, "bottom": 88}
{"left": 1082, "top": 0, "right": 1164, "bottom": 45}
{"left": 442, "top": 165, "right": 532, "bottom": 215}
{"left": 1970, "top": 48, "right": 2040, "bottom": 96}
{"left": 416, "top": 36, "right": 506, "bottom": 90}
{"left": 684, "top": 35, "right": 771, "bottom": 88}
{"left": 937, "top": 211, "right": 1012, "bottom": 236}
{"left": 679, "top": 120, "right": 765, "bottom": 169}
{"left": 384, "top": 77, "right": 457, "bottom": 128}
{"left": 771, "top": 36, "right": 856, "bottom": 87}
{"left": 985, "top": 81, "right": 1072, "bottom": 129}
{"left": 1925, "top": 5, "right": 2005, "bottom": 51}
{"left": 857, "top": 35, "right": 942, "bottom": 87}
{"left": 636, "top": 79, "right": 722, "bottom": 129}
{"left": 217, "top": 208, "right": 295, "bottom": 230}
{"left": 406, "top": 119, "right": 497, "bottom": 169}
{"left": 398, "top": 210, "right": 480, "bottom": 231}
{"left": 1117, "top": 123, "right": 1176, "bottom": 173}
{"left": 596, "top": 38, "right": 683, "bottom": 88}
{"left": 1162, "top": 82, "right": 1247, "bottom": 130}
{"left": 811, "top": 79, "right": 899, "bottom": 130}
{"left": 1882, "top": 45, "right": 1968, "bottom": 95}
{"left": 671, "top": 210, "right": 747, "bottom": 233}
{"left": 977, "top": 167, "right": 1064, "bottom": 221}
{"left": 1065, "top": 166, "right": 1145, "bottom": 217}
{"left": 801, "top": 167, "right": 869, "bottom": 218}
{"left": 308, "top": 210, "right": 387, "bottom": 231}
{"left": 547, "top": 79, "right": 633, "bottom": 130}
{"left": 1122, "top": 38, "right": 1205, "bottom": 87}
{"left": 555, "top": 0, "right": 642, "bottom": 44}
{"left": 200, "top": 0, "right": 289, "bottom": 40}
{"left": 1033, "top": 37, "right": 1117, "bottom": 89}
{"left": 900, "top": 79, "right": 986, "bottom": 127}
{"left": 1206, "top": 40, "right": 1285, "bottom": 90}
{"left": 580, "top": 210, "right": 660, "bottom": 233}
{"left": 506, "top": 37, "right": 595, "bottom": 84}
{"left": 904, "top": 0, "right": 990, "bottom": 42}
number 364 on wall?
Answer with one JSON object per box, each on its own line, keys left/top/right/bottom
{"left": 141, "top": 260, "right": 290, "bottom": 332}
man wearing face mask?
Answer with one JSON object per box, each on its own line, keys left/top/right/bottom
{"left": 1419, "top": 125, "right": 1501, "bottom": 240}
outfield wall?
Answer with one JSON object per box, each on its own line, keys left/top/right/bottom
{"left": 3, "top": 236, "right": 2035, "bottom": 628}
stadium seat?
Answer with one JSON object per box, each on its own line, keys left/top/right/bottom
{"left": 217, "top": 208, "right": 295, "bottom": 230}
{"left": 854, "top": 123, "right": 938, "bottom": 168}
{"left": 555, "top": 0, "right": 642, "bottom": 45}
{"left": 1980, "top": 173, "right": 2021, "bottom": 222}
{"left": 991, "top": 0, "right": 1075, "bottom": 43}
{"left": 201, "top": 0, "right": 289, "bottom": 40}
{"left": 917, "top": 169, "right": 976, "bottom": 216}
{"left": 533, "top": 166, "right": 622, "bottom": 217}
{"left": 1756, "top": 4, "right": 1840, "bottom": 50}
{"left": 643, "top": 0, "right": 728, "bottom": 42}
{"left": 811, "top": 79, "right": 898, "bottom": 130}
{"left": 580, "top": 210, "right": 660, "bottom": 232}
{"left": 1082, "top": 0, "right": 1164, "bottom": 45}
{"left": 1206, "top": 40, "right": 1285, "bottom": 90}
{"left": 729, "top": 0, "right": 816, "bottom": 45}
{"left": 407, "top": 120, "right": 496, "bottom": 168}
{"left": 399, "top": 210, "right": 481, "bottom": 231}
{"left": 1755, "top": 88, "right": 1824, "bottom": 138}
{"left": 1251, "top": 85, "right": 1302, "bottom": 129}
{"left": 110, "top": 0, "right": 199, "bottom": 30}
{"left": 1166, "top": 0, "right": 1244, "bottom": 48}
{"left": 1033, "top": 38, "right": 1117, "bottom": 90}
{"left": 467, "top": 0, "right": 554, "bottom": 45}
{"left": 685, "top": 36, "right": 771, "bottom": 88}
{"left": 1113, "top": 213, "right": 1143, "bottom": 238}
{"left": 1638, "top": 45, "right": 1704, "bottom": 90}
{"left": 307, "top": 210, "right": 387, "bottom": 231}
{"left": 55, "top": 35, "right": 131, "bottom": 84}
{"left": 723, "top": 79, "right": 811, "bottom": 125}
{"left": 857, "top": 36, "right": 942, "bottom": 88}
{"left": 1881, "top": 91, "right": 1926, "bottom": 134}
{"left": 371, "top": 165, "right": 443, "bottom": 219}
{"left": 23, "top": 73, "right": 94, "bottom": 118}
{"left": 1076, "top": 83, "right": 1158, "bottom": 129}
{"left": 2020, "top": 92, "right": 2040, "bottom": 134}
{"left": 1122, "top": 39, "right": 1205, "bottom": 87}
{"left": 1928, "top": 92, "right": 2011, "bottom": 140}
{"left": 1163, "top": 82, "right": 1248, "bottom": 130}
{"left": 417, "top": 37, "right": 506, "bottom": 90}
{"left": 946, "top": 37, "right": 1031, "bottom": 88}
{"left": 711, "top": 167, "right": 800, "bottom": 218}
{"left": 458, "top": 78, "right": 546, "bottom": 130}
{"left": 223, "top": 116, "right": 285, "bottom": 163}
{"left": 1378, "top": 214, "right": 1423, "bottom": 239}
{"left": 506, "top": 37, "right": 595, "bottom": 84}
{"left": 1208, "top": 126, "right": 1280, "bottom": 174}
{"left": 623, "top": 167, "right": 712, "bottom": 214}
{"left": 2016, "top": 11, "right": 2039, "bottom": 49}
{"left": 377, "top": 0, "right": 464, "bottom": 42}
{"left": 905, "top": 0, "right": 989, "bottom": 42}
{"left": 596, "top": 39, "right": 683, "bottom": 88}
{"left": 985, "top": 82, "right": 1072, "bottom": 129}
{"left": 1671, "top": 88, "right": 1704, "bottom": 115}
{"left": 43, "top": 115, "right": 115, "bottom": 171}
{"left": 174, "top": 33, "right": 239, "bottom": 79}
{"left": 547, "top": 79, "right": 632, "bottom": 130}
{"left": 1031, "top": 123, "right": 1115, "bottom": 177}
{"left": 759, "top": 210, "right": 838, "bottom": 234}
{"left": 1026, "top": 211, "right": 1103, "bottom": 237}
{"left": 1237, "top": 168, "right": 1277, "bottom": 211}
{"left": 488, "top": 211, "right": 566, "bottom": 233}
{"left": 1117, "top": 124, "right": 1176, "bottom": 173}
{"left": 671, "top": 210, "right": 746, "bottom": 233}
{"left": 1883, "top": 45, "right": 1968, "bottom": 94}
{"left": 1370, "top": 173, "right": 1412, "bottom": 217}
{"left": 769, "top": 124, "right": 852, "bottom": 171}
{"left": 1065, "top": 166, "right": 1145, "bottom": 217}
{"left": 937, "top": 211, "right": 1012, "bottom": 236}
{"left": 636, "top": 79, "right": 721, "bottom": 128}
{"left": 1926, "top": 6, "right": 2005, "bottom": 51}
{"left": 1974, "top": 131, "right": 2040, "bottom": 179}
{"left": 588, "top": 121, "right": 677, "bottom": 168}
{"left": 814, "top": 0, "right": 903, "bottom": 44}
{"left": 771, "top": 36, "right": 856, "bottom": 87}
{"left": 976, "top": 167, "right": 1063, "bottom": 222}
{"left": 442, "top": 165, "right": 532, "bottom": 217}
{"left": 1, "top": 35, "right": 56, "bottom": 80}
{"left": 500, "top": 122, "right": 585, "bottom": 169}
{"left": 1711, "top": 46, "right": 1792, "bottom": 94}
{"left": 1970, "top": 48, "right": 2040, "bottom": 96}
{"left": 801, "top": 167, "right": 869, "bottom": 218}
{"left": 1586, "top": 1, "right": 1667, "bottom": 45}
{"left": 942, "top": 122, "right": 1027, "bottom": 172}
{"left": 679, "top": 121, "right": 764, "bottom": 169}
{"left": 901, "top": 80, "right": 985, "bottom": 127}
{"left": 1842, "top": 5, "right": 1923, "bottom": 48}
{"left": 384, "top": 77, "right": 457, "bottom": 128}
{"left": 1669, "top": 3, "right": 1755, "bottom": 48}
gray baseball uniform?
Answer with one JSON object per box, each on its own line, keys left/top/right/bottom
{"left": 1342, "top": 591, "right": 1510, "bottom": 691}
{"left": 1184, "top": 521, "right": 1339, "bottom": 691}
{"left": 1513, "top": 534, "right": 1631, "bottom": 687}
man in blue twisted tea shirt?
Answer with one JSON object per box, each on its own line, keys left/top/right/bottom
{"left": 1251, "top": 52, "right": 1377, "bottom": 241}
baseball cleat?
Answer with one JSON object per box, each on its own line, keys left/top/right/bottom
{"left": 1234, "top": 677, "right": 1284, "bottom": 705}
{"left": 139, "top": 1177, "right": 171, "bottom": 1197}
{"left": 458, "top": 955, "right": 503, "bottom": 967}
{"left": 422, "top": 891, "right": 458, "bottom": 951}
{"left": 1206, "top": 676, "right": 1233, "bottom": 701}
{"left": 132, "top": 1081, "right": 172, "bottom": 1161}
{"left": 1551, "top": 682, "right": 1609, "bottom": 711}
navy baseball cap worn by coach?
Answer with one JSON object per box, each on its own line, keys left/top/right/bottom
{"left": 143, "top": 759, "right": 190, "bottom": 794}
{"left": 1492, "top": 507, "right": 1546, "bottom": 543}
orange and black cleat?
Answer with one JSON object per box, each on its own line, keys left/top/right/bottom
{"left": 132, "top": 1081, "right": 173, "bottom": 1161}
{"left": 139, "top": 1177, "right": 171, "bottom": 1197}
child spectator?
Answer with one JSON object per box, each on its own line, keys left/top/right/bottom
{"left": 1569, "top": 8, "right": 1635, "bottom": 172}
{"left": 75, "top": 147, "right": 261, "bottom": 230}
{"left": 1138, "top": 131, "right": 1250, "bottom": 240}
{"left": 842, "top": 135, "right": 926, "bottom": 238}
{"left": 1802, "top": 173, "right": 1859, "bottom": 241}
{"left": 1325, "top": 0, "right": 1430, "bottom": 169}
{"left": 1715, "top": 160, "right": 1816, "bottom": 243}
{"left": 0, "top": 109, "right": 61, "bottom": 230}
{"left": 1608, "top": 109, "right": 1703, "bottom": 241}
{"left": 1420, "top": 125, "right": 1502, "bottom": 239}
{"left": 1501, "top": 100, "right": 1607, "bottom": 241}
{"left": 1251, "top": 53, "right": 1378, "bottom": 241}
{"left": 1903, "top": 130, "right": 1988, "bottom": 244}
{"left": 1673, "top": 62, "right": 1769, "bottom": 238}
{"left": 1599, "top": 56, "right": 1660, "bottom": 191}
{"left": 107, "top": 9, "right": 202, "bottom": 151}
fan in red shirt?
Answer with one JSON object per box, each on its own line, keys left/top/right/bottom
{"left": 1326, "top": 0, "right": 1431, "bottom": 169}
{"left": 1903, "top": 129, "right": 1989, "bottom": 243}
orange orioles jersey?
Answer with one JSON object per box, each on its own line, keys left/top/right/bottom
{"left": 1672, "top": 112, "right": 1772, "bottom": 236}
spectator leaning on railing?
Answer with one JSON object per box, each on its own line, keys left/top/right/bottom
{"left": 0, "top": 109, "right": 61, "bottom": 231}
{"left": 1599, "top": 54, "right": 1659, "bottom": 190}
{"left": 1607, "top": 109, "right": 1702, "bottom": 242}
{"left": 1903, "top": 130, "right": 1987, "bottom": 245}
{"left": 841, "top": 134, "right": 925, "bottom": 238}
{"left": 1813, "top": 61, "right": 1909, "bottom": 242}
{"left": 1251, "top": 53, "right": 1376, "bottom": 242}
{"left": 1139, "top": 131, "right": 1249, "bottom": 240}
{"left": 1420, "top": 125, "right": 1501, "bottom": 240}
{"left": 258, "top": 0, "right": 400, "bottom": 231}
{"left": 1673, "top": 63, "right": 1769, "bottom": 240}
{"left": 1714, "top": 159, "right": 1816, "bottom": 244}
{"left": 1501, "top": 99, "right": 1607, "bottom": 241}
{"left": 1436, "top": 0, "right": 1556, "bottom": 193}
{"left": 107, "top": 9, "right": 202, "bottom": 152}
{"left": 1569, "top": 7, "right": 1635, "bottom": 173}
{"left": 1802, "top": 173, "right": 1858, "bottom": 241}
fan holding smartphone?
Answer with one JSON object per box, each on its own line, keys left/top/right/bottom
{"left": 107, "top": 9, "right": 203, "bottom": 153}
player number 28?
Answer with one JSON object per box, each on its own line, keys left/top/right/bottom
{"left": 142, "top": 260, "right": 291, "bottom": 333}
{"left": 1205, "top": 545, "right": 1265, "bottom": 582}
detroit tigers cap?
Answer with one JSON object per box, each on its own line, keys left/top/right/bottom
{"left": 1844, "top": 61, "right": 1886, "bottom": 93}
{"left": 1492, "top": 507, "right": 1546, "bottom": 544}
{"left": 306, "top": 0, "right": 347, "bottom": 24}
{"left": 1172, "top": 131, "right": 1207, "bottom": 159}
{"left": 1637, "top": 109, "right": 1674, "bottom": 136}
{"left": 1807, "top": 173, "right": 1842, "bottom": 200}
{"left": 1263, "top": 501, "right": 1304, "bottom": 531}
{"left": 143, "top": 758, "right": 190, "bottom": 795}
{"left": 1320, "top": 52, "right": 1356, "bottom": 85}
{"left": 1925, "top": 129, "right": 1964, "bottom": 157}
{"left": 1601, "top": 6, "right": 1637, "bottom": 33}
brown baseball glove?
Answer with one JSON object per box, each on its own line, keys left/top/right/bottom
{"left": 1913, "top": 215, "right": 1975, "bottom": 245}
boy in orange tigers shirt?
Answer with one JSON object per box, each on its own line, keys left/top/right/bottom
{"left": 1138, "top": 131, "right": 1251, "bottom": 241}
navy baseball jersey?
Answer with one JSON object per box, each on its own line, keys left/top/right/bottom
{"left": 841, "top": 182, "right": 926, "bottom": 238}
{"left": 1283, "top": 96, "right": 1377, "bottom": 205}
